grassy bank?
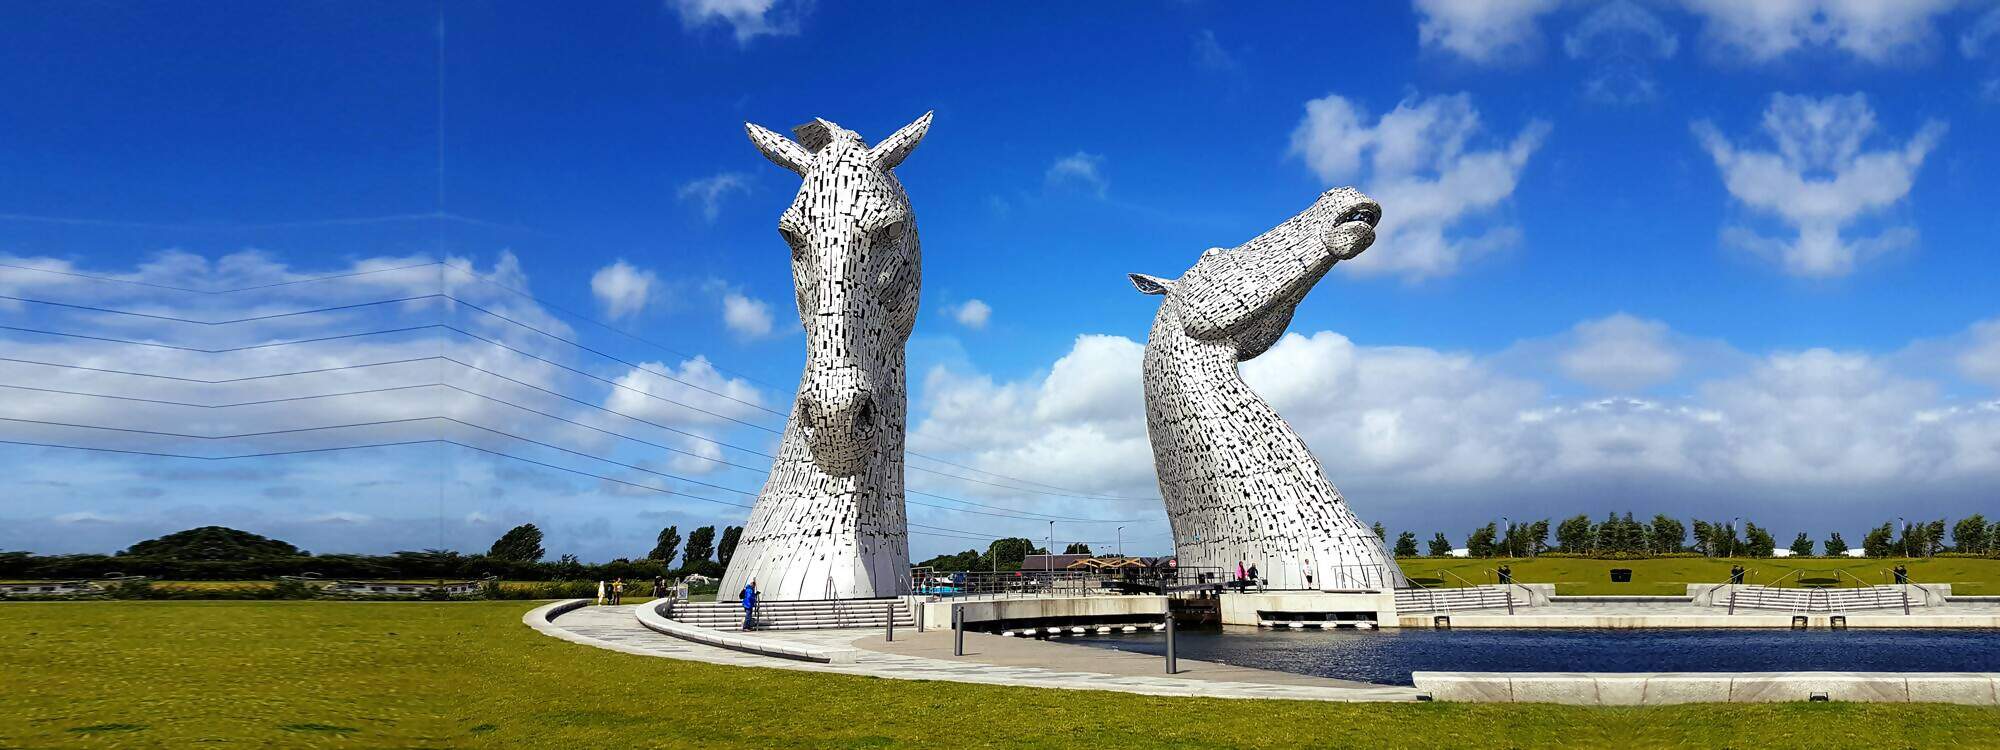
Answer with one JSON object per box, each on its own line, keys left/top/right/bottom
{"left": 3, "top": 601, "right": 1999, "bottom": 748}
{"left": 1395, "top": 556, "right": 2000, "bottom": 595}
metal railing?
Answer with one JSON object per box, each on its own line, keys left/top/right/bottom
{"left": 910, "top": 567, "right": 1227, "bottom": 601}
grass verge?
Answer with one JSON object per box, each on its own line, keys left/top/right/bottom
{"left": 2, "top": 601, "right": 1997, "bottom": 748}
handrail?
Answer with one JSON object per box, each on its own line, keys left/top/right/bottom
{"left": 1437, "top": 569, "right": 1482, "bottom": 589}
{"left": 1403, "top": 576, "right": 1448, "bottom": 615}
{"left": 1483, "top": 568, "right": 1537, "bottom": 615}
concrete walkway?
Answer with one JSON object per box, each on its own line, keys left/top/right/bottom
{"left": 539, "top": 602, "right": 1420, "bottom": 702}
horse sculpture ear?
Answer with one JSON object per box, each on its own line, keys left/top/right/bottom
{"left": 1129, "top": 273, "right": 1175, "bottom": 295}
{"left": 870, "top": 111, "right": 933, "bottom": 170}
{"left": 746, "top": 121, "right": 812, "bottom": 175}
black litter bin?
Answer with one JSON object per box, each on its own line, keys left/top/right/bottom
{"left": 1609, "top": 568, "right": 1633, "bottom": 583}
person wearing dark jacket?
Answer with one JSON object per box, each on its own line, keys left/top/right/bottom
{"left": 740, "top": 580, "right": 759, "bottom": 631}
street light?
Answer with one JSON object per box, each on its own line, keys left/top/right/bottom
{"left": 1047, "top": 520, "right": 1054, "bottom": 571}
{"left": 1501, "top": 516, "right": 1512, "bottom": 559}
{"left": 1117, "top": 526, "right": 1124, "bottom": 558}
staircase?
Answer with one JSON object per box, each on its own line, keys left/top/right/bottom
{"left": 1725, "top": 585, "right": 1912, "bottom": 612}
{"left": 1394, "top": 585, "right": 1517, "bottom": 613}
{"left": 667, "top": 599, "right": 916, "bottom": 631}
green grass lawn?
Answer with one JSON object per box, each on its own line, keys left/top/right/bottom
{"left": 1395, "top": 556, "right": 2000, "bottom": 595}
{"left": 4, "top": 601, "right": 1999, "bottom": 748}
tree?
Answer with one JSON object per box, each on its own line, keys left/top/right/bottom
{"left": 716, "top": 526, "right": 744, "bottom": 567}
{"left": 121, "top": 526, "right": 302, "bottom": 560}
{"left": 1863, "top": 522, "right": 1895, "bottom": 558}
{"left": 1788, "top": 532, "right": 1814, "bottom": 557}
{"left": 487, "top": 524, "right": 545, "bottom": 563}
{"left": 1394, "top": 531, "right": 1419, "bottom": 558}
{"left": 1467, "top": 523, "right": 1498, "bottom": 558}
{"left": 681, "top": 526, "right": 716, "bottom": 571}
{"left": 1525, "top": 520, "right": 1550, "bottom": 557}
{"left": 918, "top": 549, "right": 981, "bottom": 570}
{"left": 979, "top": 538, "right": 1042, "bottom": 571}
{"left": 1372, "top": 522, "right": 1386, "bottom": 541}
{"left": 1691, "top": 520, "right": 1715, "bottom": 556}
{"left": 1743, "top": 522, "right": 1775, "bottom": 558}
{"left": 648, "top": 526, "right": 682, "bottom": 566}
{"left": 1824, "top": 532, "right": 1849, "bottom": 557}
{"left": 1063, "top": 542, "right": 1092, "bottom": 555}
{"left": 1648, "top": 515, "right": 1686, "bottom": 555}
{"left": 1427, "top": 532, "right": 1453, "bottom": 557}
{"left": 1953, "top": 515, "right": 1989, "bottom": 555}
{"left": 1556, "top": 515, "right": 1595, "bottom": 554}
{"left": 1924, "top": 519, "right": 1947, "bottom": 557}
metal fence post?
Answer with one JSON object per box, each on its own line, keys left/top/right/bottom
{"left": 952, "top": 604, "right": 964, "bottom": 656}
{"left": 885, "top": 600, "right": 895, "bottom": 642}
{"left": 1164, "top": 609, "right": 1177, "bottom": 675}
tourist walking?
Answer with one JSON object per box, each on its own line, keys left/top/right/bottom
{"left": 610, "top": 577, "right": 624, "bottom": 606}
{"left": 740, "top": 580, "right": 759, "bottom": 631}
{"left": 595, "top": 580, "right": 606, "bottom": 605}
{"left": 1303, "top": 561, "right": 1314, "bottom": 590}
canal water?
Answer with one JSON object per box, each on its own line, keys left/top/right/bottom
{"left": 1063, "top": 628, "right": 2000, "bottom": 686}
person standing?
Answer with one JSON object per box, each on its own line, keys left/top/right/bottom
{"left": 1303, "top": 561, "right": 1315, "bottom": 590}
{"left": 1247, "top": 563, "right": 1261, "bottom": 592}
{"left": 740, "top": 579, "right": 759, "bottom": 631}
{"left": 653, "top": 575, "right": 666, "bottom": 598}
{"left": 610, "top": 577, "right": 624, "bottom": 606}
{"left": 595, "top": 580, "right": 605, "bottom": 606}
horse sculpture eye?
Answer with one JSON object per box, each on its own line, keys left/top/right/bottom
{"left": 869, "top": 220, "right": 904, "bottom": 250}
{"left": 779, "top": 226, "right": 808, "bottom": 260}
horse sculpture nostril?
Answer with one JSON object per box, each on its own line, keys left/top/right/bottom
{"left": 853, "top": 397, "right": 874, "bottom": 432}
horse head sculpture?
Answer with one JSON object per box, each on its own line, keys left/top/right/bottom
{"left": 746, "top": 112, "right": 930, "bottom": 477}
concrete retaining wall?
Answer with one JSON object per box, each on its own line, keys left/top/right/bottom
{"left": 1221, "top": 591, "right": 1397, "bottom": 626}
{"left": 923, "top": 595, "right": 1167, "bottom": 628}
{"left": 1416, "top": 671, "right": 2000, "bottom": 705}
{"left": 635, "top": 600, "right": 859, "bottom": 664}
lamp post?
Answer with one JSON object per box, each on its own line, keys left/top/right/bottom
{"left": 1898, "top": 516, "right": 1907, "bottom": 558}
{"left": 1117, "top": 527, "right": 1124, "bottom": 558}
{"left": 1047, "top": 521, "right": 1054, "bottom": 571}
{"left": 1501, "top": 516, "right": 1512, "bottom": 559}
{"left": 1730, "top": 516, "right": 1740, "bottom": 559}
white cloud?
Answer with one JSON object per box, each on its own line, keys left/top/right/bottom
{"left": 1557, "top": 314, "right": 1684, "bottom": 391}
{"left": 590, "top": 260, "right": 659, "bottom": 320}
{"left": 1964, "top": 5, "right": 2000, "bottom": 57}
{"left": 721, "top": 292, "right": 774, "bottom": 339}
{"left": 948, "top": 299, "right": 991, "bottom": 330}
{"left": 1957, "top": 319, "right": 2000, "bottom": 388}
{"left": 1692, "top": 93, "right": 1945, "bottom": 277}
{"left": 908, "top": 319, "right": 2000, "bottom": 542}
{"left": 1045, "top": 152, "right": 1108, "bottom": 198}
{"left": 1413, "top": 0, "right": 1563, "bottom": 63}
{"left": 306, "top": 511, "right": 372, "bottom": 524}
{"left": 1563, "top": 0, "right": 1680, "bottom": 103}
{"left": 53, "top": 511, "right": 120, "bottom": 524}
{"left": 1288, "top": 92, "right": 1549, "bottom": 280}
{"left": 1191, "top": 29, "right": 1241, "bottom": 71}
{"left": 677, "top": 172, "right": 750, "bottom": 222}
{"left": 1682, "top": 0, "right": 1960, "bottom": 64}
{"left": 665, "top": 0, "right": 806, "bottom": 44}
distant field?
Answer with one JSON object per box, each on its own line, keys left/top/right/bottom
{"left": 1395, "top": 556, "right": 2000, "bottom": 595}
{"left": 5, "top": 601, "right": 1998, "bottom": 748}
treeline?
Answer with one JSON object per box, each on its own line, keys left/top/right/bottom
{"left": 0, "top": 523, "right": 750, "bottom": 581}
{"left": 1381, "top": 513, "right": 2000, "bottom": 559}
{"left": 915, "top": 538, "right": 1053, "bottom": 572}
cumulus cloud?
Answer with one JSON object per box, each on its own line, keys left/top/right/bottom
{"left": 721, "top": 291, "right": 775, "bottom": 339}
{"left": 677, "top": 172, "right": 751, "bottom": 222}
{"left": 1557, "top": 314, "right": 1685, "bottom": 391}
{"left": 665, "top": 0, "right": 807, "bottom": 44}
{"left": 1045, "top": 152, "right": 1109, "bottom": 198}
{"left": 909, "top": 319, "right": 2000, "bottom": 542}
{"left": 1288, "top": 92, "right": 1549, "bottom": 280}
{"left": 1692, "top": 93, "right": 1946, "bottom": 277}
{"left": 1563, "top": 0, "right": 1680, "bottom": 103}
{"left": 590, "top": 260, "right": 659, "bottom": 320}
{"left": 0, "top": 250, "right": 771, "bottom": 561}
{"left": 1682, "top": 0, "right": 1960, "bottom": 64}
{"left": 1413, "top": 0, "right": 1564, "bottom": 63}
{"left": 947, "top": 299, "right": 991, "bottom": 330}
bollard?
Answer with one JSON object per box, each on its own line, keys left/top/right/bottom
{"left": 886, "top": 600, "right": 896, "bottom": 642}
{"left": 1164, "top": 610, "right": 1178, "bottom": 675}
{"left": 953, "top": 604, "right": 964, "bottom": 656}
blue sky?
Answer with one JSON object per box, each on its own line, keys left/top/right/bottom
{"left": 5, "top": 1, "right": 2000, "bottom": 563}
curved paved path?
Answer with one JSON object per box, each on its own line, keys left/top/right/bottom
{"left": 534, "top": 601, "right": 1419, "bottom": 702}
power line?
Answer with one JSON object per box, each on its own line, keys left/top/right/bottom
{"left": 0, "top": 377, "right": 1158, "bottom": 525}
{"left": 0, "top": 436, "right": 1135, "bottom": 544}
{"left": 1, "top": 319, "right": 1160, "bottom": 502}
{"left": 0, "top": 259, "right": 442, "bottom": 295}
